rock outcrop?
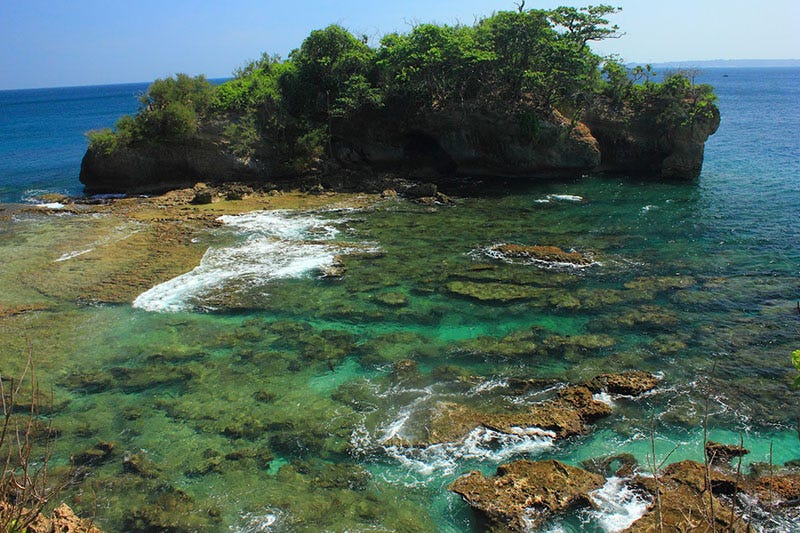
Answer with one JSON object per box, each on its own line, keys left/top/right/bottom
{"left": 584, "top": 96, "right": 721, "bottom": 179}
{"left": 79, "top": 101, "right": 718, "bottom": 194}
{"left": 1, "top": 502, "right": 104, "bottom": 533}
{"left": 395, "top": 372, "right": 658, "bottom": 447}
{"left": 80, "top": 138, "right": 264, "bottom": 195}
{"left": 449, "top": 460, "right": 605, "bottom": 531}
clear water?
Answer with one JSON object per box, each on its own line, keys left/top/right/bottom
{"left": 0, "top": 68, "right": 799, "bottom": 532}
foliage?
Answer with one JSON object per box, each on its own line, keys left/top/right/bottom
{"left": 792, "top": 349, "right": 800, "bottom": 388}
{"left": 85, "top": 128, "right": 119, "bottom": 155}
{"left": 90, "top": 5, "right": 717, "bottom": 172}
{"left": 598, "top": 59, "right": 717, "bottom": 127}
{"left": 87, "top": 73, "right": 213, "bottom": 151}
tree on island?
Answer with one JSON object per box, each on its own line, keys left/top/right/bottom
{"left": 87, "top": 4, "right": 717, "bottom": 178}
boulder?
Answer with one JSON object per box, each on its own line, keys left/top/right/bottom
{"left": 585, "top": 371, "right": 659, "bottom": 396}
{"left": 627, "top": 460, "right": 749, "bottom": 532}
{"left": 449, "top": 460, "right": 604, "bottom": 531}
{"left": 489, "top": 244, "right": 594, "bottom": 267}
{"left": 26, "top": 503, "right": 103, "bottom": 533}
{"left": 705, "top": 440, "right": 750, "bottom": 465}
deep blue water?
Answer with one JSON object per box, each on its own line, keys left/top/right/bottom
{"left": 0, "top": 82, "right": 149, "bottom": 202}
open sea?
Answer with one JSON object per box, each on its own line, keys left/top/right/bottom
{"left": 0, "top": 68, "right": 799, "bottom": 532}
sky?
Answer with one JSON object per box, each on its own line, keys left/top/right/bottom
{"left": 1, "top": 0, "right": 798, "bottom": 90}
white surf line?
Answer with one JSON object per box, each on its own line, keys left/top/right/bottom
{"left": 133, "top": 210, "right": 368, "bottom": 313}
{"left": 588, "top": 476, "right": 651, "bottom": 532}
{"left": 54, "top": 225, "right": 142, "bottom": 262}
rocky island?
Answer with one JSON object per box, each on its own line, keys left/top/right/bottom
{"left": 8, "top": 5, "right": 800, "bottom": 533}
{"left": 80, "top": 6, "right": 719, "bottom": 195}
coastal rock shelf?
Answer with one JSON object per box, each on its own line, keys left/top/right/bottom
{"left": 2, "top": 179, "right": 799, "bottom": 531}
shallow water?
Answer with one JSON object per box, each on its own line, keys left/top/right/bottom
{"left": 1, "top": 68, "right": 799, "bottom": 531}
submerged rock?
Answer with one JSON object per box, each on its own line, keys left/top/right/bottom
{"left": 585, "top": 370, "right": 659, "bottom": 396}
{"left": 449, "top": 459, "right": 605, "bottom": 531}
{"left": 488, "top": 243, "right": 594, "bottom": 267}
{"left": 705, "top": 440, "right": 750, "bottom": 466}
{"left": 122, "top": 487, "right": 222, "bottom": 533}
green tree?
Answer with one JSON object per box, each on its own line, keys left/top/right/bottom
{"left": 547, "top": 4, "right": 622, "bottom": 52}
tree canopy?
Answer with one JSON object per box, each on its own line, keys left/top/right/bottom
{"left": 90, "top": 5, "right": 716, "bottom": 173}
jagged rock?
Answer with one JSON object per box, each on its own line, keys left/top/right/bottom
{"left": 489, "top": 243, "right": 594, "bottom": 267}
{"left": 380, "top": 188, "right": 398, "bottom": 198}
{"left": 627, "top": 460, "right": 749, "bottom": 532}
{"left": 191, "top": 187, "right": 215, "bottom": 204}
{"left": 750, "top": 472, "right": 800, "bottom": 505}
{"left": 705, "top": 440, "right": 750, "bottom": 465}
{"left": 449, "top": 460, "right": 605, "bottom": 531}
{"left": 585, "top": 370, "right": 659, "bottom": 396}
{"left": 25, "top": 502, "right": 103, "bottom": 533}
{"left": 422, "top": 384, "right": 612, "bottom": 446}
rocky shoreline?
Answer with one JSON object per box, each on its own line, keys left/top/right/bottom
{"left": 3, "top": 186, "right": 797, "bottom": 531}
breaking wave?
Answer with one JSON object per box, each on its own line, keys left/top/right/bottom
{"left": 133, "top": 210, "right": 366, "bottom": 313}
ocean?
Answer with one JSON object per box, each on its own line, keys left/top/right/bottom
{"left": 0, "top": 68, "right": 799, "bottom": 532}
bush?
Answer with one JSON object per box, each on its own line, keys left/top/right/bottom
{"left": 86, "top": 128, "right": 119, "bottom": 154}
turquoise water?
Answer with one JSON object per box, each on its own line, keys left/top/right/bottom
{"left": 0, "top": 68, "right": 799, "bottom": 532}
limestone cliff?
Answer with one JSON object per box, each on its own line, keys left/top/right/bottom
{"left": 79, "top": 102, "right": 719, "bottom": 194}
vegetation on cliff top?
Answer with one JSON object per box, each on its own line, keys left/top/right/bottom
{"left": 87, "top": 5, "right": 716, "bottom": 175}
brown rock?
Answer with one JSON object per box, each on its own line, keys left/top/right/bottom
{"left": 585, "top": 371, "right": 659, "bottom": 396}
{"left": 422, "top": 384, "right": 612, "bottom": 447}
{"left": 449, "top": 459, "right": 605, "bottom": 531}
{"left": 705, "top": 440, "right": 750, "bottom": 465}
{"left": 20, "top": 502, "right": 103, "bottom": 533}
{"left": 627, "top": 460, "right": 749, "bottom": 532}
{"left": 489, "top": 244, "right": 593, "bottom": 267}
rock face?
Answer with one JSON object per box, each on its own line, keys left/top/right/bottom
{"left": 449, "top": 460, "right": 605, "bottom": 531}
{"left": 79, "top": 101, "right": 718, "bottom": 194}
{"left": 80, "top": 138, "right": 264, "bottom": 195}
{"left": 584, "top": 97, "right": 721, "bottom": 179}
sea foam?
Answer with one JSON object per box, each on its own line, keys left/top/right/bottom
{"left": 587, "top": 477, "right": 651, "bottom": 532}
{"left": 133, "top": 210, "right": 361, "bottom": 313}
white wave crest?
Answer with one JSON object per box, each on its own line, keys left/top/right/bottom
{"left": 133, "top": 210, "right": 361, "bottom": 313}
{"left": 588, "top": 477, "right": 651, "bottom": 532}
{"left": 230, "top": 510, "right": 279, "bottom": 532}
{"left": 382, "top": 426, "right": 555, "bottom": 483}
{"left": 535, "top": 194, "right": 584, "bottom": 203}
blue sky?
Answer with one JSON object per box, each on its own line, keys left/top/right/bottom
{"left": 1, "top": 0, "right": 798, "bottom": 89}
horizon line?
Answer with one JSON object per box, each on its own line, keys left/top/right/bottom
{"left": 2, "top": 59, "right": 799, "bottom": 92}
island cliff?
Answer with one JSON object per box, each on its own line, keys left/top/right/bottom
{"left": 80, "top": 7, "right": 720, "bottom": 194}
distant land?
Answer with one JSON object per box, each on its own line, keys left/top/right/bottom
{"left": 634, "top": 59, "right": 800, "bottom": 68}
